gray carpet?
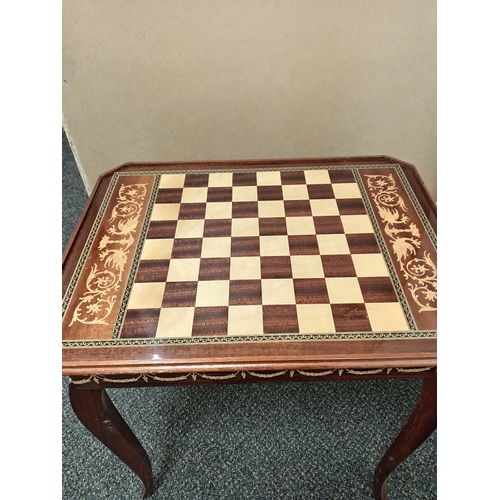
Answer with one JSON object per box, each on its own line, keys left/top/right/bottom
{"left": 62, "top": 130, "right": 436, "bottom": 499}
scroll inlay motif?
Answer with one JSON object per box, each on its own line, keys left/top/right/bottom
{"left": 69, "top": 183, "right": 148, "bottom": 326}
{"left": 364, "top": 173, "right": 437, "bottom": 312}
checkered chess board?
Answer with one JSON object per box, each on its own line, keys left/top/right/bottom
{"left": 117, "top": 167, "right": 414, "bottom": 341}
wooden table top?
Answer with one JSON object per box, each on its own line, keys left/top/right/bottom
{"left": 62, "top": 156, "right": 436, "bottom": 378}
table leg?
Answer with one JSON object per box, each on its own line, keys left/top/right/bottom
{"left": 68, "top": 381, "right": 154, "bottom": 498}
{"left": 373, "top": 376, "right": 437, "bottom": 500}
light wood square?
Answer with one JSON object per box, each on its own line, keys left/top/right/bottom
{"left": 340, "top": 215, "right": 374, "bottom": 234}
{"left": 181, "top": 187, "right": 208, "bottom": 203}
{"left": 365, "top": 303, "right": 409, "bottom": 331}
{"left": 286, "top": 216, "right": 316, "bottom": 235}
{"left": 151, "top": 203, "right": 180, "bottom": 221}
{"left": 208, "top": 172, "right": 233, "bottom": 187}
{"left": 256, "top": 171, "right": 282, "bottom": 186}
{"left": 127, "top": 282, "right": 165, "bottom": 309}
{"left": 304, "top": 170, "right": 331, "bottom": 184}
{"left": 332, "top": 183, "right": 362, "bottom": 199}
{"left": 317, "top": 234, "right": 350, "bottom": 254}
{"left": 166, "top": 258, "right": 200, "bottom": 282}
{"left": 228, "top": 305, "right": 264, "bottom": 335}
{"left": 232, "top": 218, "right": 260, "bottom": 237}
{"left": 140, "top": 239, "right": 174, "bottom": 260}
{"left": 260, "top": 235, "right": 290, "bottom": 256}
{"left": 156, "top": 307, "right": 195, "bottom": 338}
{"left": 159, "top": 173, "right": 185, "bottom": 188}
{"left": 297, "top": 304, "right": 336, "bottom": 333}
{"left": 196, "top": 280, "right": 230, "bottom": 307}
{"left": 261, "top": 278, "right": 296, "bottom": 305}
{"left": 310, "top": 199, "right": 339, "bottom": 216}
{"left": 282, "top": 184, "right": 309, "bottom": 200}
{"left": 201, "top": 237, "right": 232, "bottom": 258}
{"left": 291, "top": 255, "right": 325, "bottom": 278}
{"left": 175, "top": 219, "right": 205, "bottom": 238}
{"left": 326, "top": 277, "right": 364, "bottom": 303}
{"left": 258, "top": 200, "right": 286, "bottom": 218}
{"left": 233, "top": 186, "right": 258, "bottom": 202}
{"left": 205, "top": 202, "right": 232, "bottom": 219}
{"left": 351, "top": 254, "right": 389, "bottom": 277}
{"left": 230, "top": 256, "right": 261, "bottom": 280}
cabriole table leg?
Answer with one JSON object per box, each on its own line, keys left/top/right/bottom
{"left": 68, "top": 381, "right": 154, "bottom": 498}
{"left": 373, "top": 376, "right": 437, "bottom": 500}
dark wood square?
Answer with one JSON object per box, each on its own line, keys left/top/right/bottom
{"left": 263, "top": 305, "right": 299, "bottom": 334}
{"left": 288, "top": 235, "right": 320, "bottom": 255}
{"left": 203, "top": 219, "right": 232, "bottom": 238}
{"left": 330, "top": 303, "right": 372, "bottom": 332}
{"left": 192, "top": 307, "right": 228, "bottom": 336}
{"left": 232, "top": 172, "right": 257, "bottom": 186}
{"left": 346, "top": 234, "right": 381, "bottom": 254}
{"left": 358, "top": 277, "right": 399, "bottom": 303}
{"left": 307, "top": 184, "right": 334, "bottom": 199}
{"left": 257, "top": 185, "right": 283, "bottom": 201}
{"left": 232, "top": 201, "right": 259, "bottom": 218}
{"left": 261, "top": 256, "right": 293, "bottom": 279}
{"left": 198, "top": 258, "right": 231, "bottom": 281}
{"left": 321, "top": 255, "right": 357, "bottom": 277}
{"left": 162, "top": 281, "right": 197, "bottom": 307}
{"left": 336, "top": 198, "right": 367, "bottom": 215}
{"left": 171, "top": 238, "right": 203, "bottom": 259}
{"left": 178, "top": 203, "right": 206, "bottom": 220}
{"left": 207, "top": 187, "right": 233, "bottom": 202}
{"left": 184, "top": 173, "right": 209, "bottom": 187}
{"left": 120, "top": 309, "right": 161, "bottom": 338}
{"left": 135, "top": 260, "right": 170, "bottom": 282}
{"left": 328, "top": 169, "right": 356, "bottom": 183}
{"left": 155, "top": 188, "right": 183, "bottom": 204}
{"left": 231, "top": 236, "right": 260, "bottom": 257}
{"left": 229, "top": 280, "right": 262, "bottom": 305}
{"left": 280, "top": 171, "right": 306, "bottom": 184}
{"left": 293, "top": 278, "right": 330, "bottom": 304}
{"left": 259, "top": 217, "right": 287, "bottom": 236}
{"left": 313, "top": 216, "right": 345, "bottom": 234}
{"left": 284, "top": 200, "right": 312, "bottom": 217}
{"left": 146, "top": 220, "right": 177, "bottom": 239}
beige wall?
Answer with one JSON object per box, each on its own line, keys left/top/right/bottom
{"left": 62, "top": 0, "right": 436, "bottom": 200}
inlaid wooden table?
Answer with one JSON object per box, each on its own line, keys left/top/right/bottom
{"left": 62, "top": 156, "right": 437, "bottom": 499}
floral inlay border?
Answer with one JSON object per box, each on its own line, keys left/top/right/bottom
{"left": 68, "top": 182, "right": 149, "bottom": 326}
{"left": 364, "top": 173, "right": 437, "bottom": 313}
{"left": 63, "top": 175, "right": 119, "bottom": 315}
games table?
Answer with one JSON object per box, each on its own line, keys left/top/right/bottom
{"left": 62, "top": 156, "right": 437, "bottom": 499}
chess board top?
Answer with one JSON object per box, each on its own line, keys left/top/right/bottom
{"left": 62, "top": 156, "right": 436, "bottom": 377}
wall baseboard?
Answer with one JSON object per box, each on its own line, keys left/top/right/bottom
{"left": 62, "top": 114, "right": 92, "bottom": 196}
